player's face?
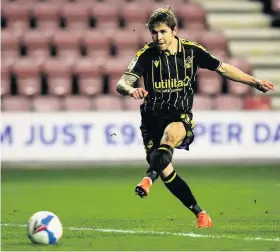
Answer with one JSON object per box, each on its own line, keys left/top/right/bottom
{"left": 151, "top": 23, "right": 176, "bottom": 51}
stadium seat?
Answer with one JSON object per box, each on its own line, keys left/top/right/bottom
{"left": 272, "top": 0, "right": 280, "bottom": 13}
{"left": 61, "top": 3, "right": 89, "bottom": 31}
{"left": 1, "top": 31, "right": 20, "bottom": 66}
{"left": 33, "top": 96, "right": 62, "bottom": 112}
{"left": 74, "top": 59, "right": 104, "bottom": 96}
{"left": 197, "top": 69, "right": 223, "bottom": 95}
{"left": 32, "top": 3, "right": 60, "bottom": 35}
{"left": 213, "top": 95, "right": 243, "bottom": 110}
{"left": 177, "top": 29, "right": 204, "bottom": 43}
{"left": 82, "top": 30, "right": 111, "bottom": 59}
{"left": 63, "top": 96, "right": 92, "bottom": 111}
{"left": 123, "top": 96, "right": 143, "bottom": 110}
{"left": 104, "top": 57, "right": 132, "bottom": 95}
{"left": 112, "top": 30, "right": 141, "bottom": 57}
{"left": 226, "top": 58, "right": 253, "bottom": 95}
{"left": 192, "top": 95, "right": 213, "bottom": 110}
{"left": 23, "top": 31, "right": 51, "bottom": 65}
{"left": 198, "top": 31, "right": 229, "bottom": 59}
{"left": 175, "top": 3, "right": 206, "bottom": 30}
{"left": 1, "top": 65, "right": 10, "bottom": 96}
{"left": 2, "top": 96, "right": 31, "bottom": 111}
{"left": 93, "top": 95, "right": 124, "bottom": 111}
{"left": 138, "top": 29, "right": 153, "bottom": 46}
{"left": 43, "top": 59, "right": 73, "bottom": 96}
{"left": 227, "top": 57, "right": 252, "bottom": 74}
{"left": 91, "top": 3, "right": 120, "bottom": 29}
{"left": 13, "top": 59, "right": 41, "bottom": 96}
{"left": 120, "top": 3, "right": 149, "bottom": 30}
{"left": 2, "top": 3, "right": 30, "bottom": 36}
{"left": 243, "top": 95, "right": 272, "bottom": 110}
{"left": 52, "top": 30, "right": 82, "bottom": 64}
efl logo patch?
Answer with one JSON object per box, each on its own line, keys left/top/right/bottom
{"left": 128, "top": 57, "right": 138, "bottom": 70}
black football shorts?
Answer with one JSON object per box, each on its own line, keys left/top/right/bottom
{"left": 140, "top": 110, "right": 195, "bottom": 155}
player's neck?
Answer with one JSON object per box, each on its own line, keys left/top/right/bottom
{"left": 166, "top": 36, "right": 178, "bottom": 54}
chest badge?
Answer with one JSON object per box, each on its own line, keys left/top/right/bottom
{"left": 185, "top": 56, "right": 194, "bottom": 68}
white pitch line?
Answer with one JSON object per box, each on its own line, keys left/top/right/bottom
{"left": 1, "top": 223, "right": 280, "bottom": 242}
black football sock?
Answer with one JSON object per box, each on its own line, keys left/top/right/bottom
{"left": 146, "top": 169, "right": 159, "bottom": 183}
{"left": 162, "top": 170, "right": 203, "bottom": 215}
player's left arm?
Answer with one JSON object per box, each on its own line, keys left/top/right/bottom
{"left": 216, "top": 62, "right": 275, "bottom": 93}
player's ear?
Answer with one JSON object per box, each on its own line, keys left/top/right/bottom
{"left": 172, "top": 26, "right": 178, "bottom": 36}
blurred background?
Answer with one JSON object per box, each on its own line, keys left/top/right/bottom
{"left": 1, "top": 0, "right": 280, "bottom": 163}
{"left": 1, "top": 0, "right": 280, "bottom": 111}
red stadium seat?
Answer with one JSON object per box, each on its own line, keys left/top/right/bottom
{"left": 32, "top": 4, "right": 60, "bottom": 36}
{"left": 272, "top": 0, "right": 280, "bottom": 13}
{"left": 123, "top": 96, "right": 143, "bottom": 110}
{"left": 227, "top": 57, "right": 252, "bottom": 74}
{"left": 243, "top": 95, "right": 272, "bottom": 110}
{"left": 226, "top": 58, "right": 253, "bottom": 95}
{"left": 120, "top": 3, "right": 149, "bottom": 30}
{"left": 213, "top": 95, "right": 243, "bottom": 110}
{"left": 104, "top": 56, "right": 132, "bottom": 95}
{"left": 2, "top": 3, "right": 30, "bottom": 36}
{"left": 63, "top": 96, "right": 92, "bottom": 111}
{"left": 1, "top": 64, "right": 11, "bottom": 96}
{"left": 197, "top": 69, "right": 223, "bottom": 95}
{"left": 91, "top": 3, "right": 120, "bottom": 29}
{"left": 1, "top": 31, "right": 20, "bottom": 66}
{"left": 82, "top": 30, "right": 111, "bottom": 59}
{"left": 93, "top": 95, "right": 124, "bottom": 111}
{"left": 112, "top": 30, "right": 141, "bottom": 57}
{"left": 43, "top": 60, "right": 73, "bottom": 96}
{"left": 175, "top": 3, "right": 206, "bottom": 30}
{"left": 177, "top": 29, "right": 204, "bottom": 43}
{"left": 52, "top": 30, "right": 82, "bottom": 64}
{"left": 61, "top": 3, "right": 89, "bottom": 31}
{"left": 74, "top": 59, "right": 104, "bottom": 96}
{"left": 23, "top": 31, "right": 51, "bottom": 65}
{"left": 198, "top": 31, "right": 229, "bottom": 59}
{"left": 13, "top": 59, "right": 41, "bottom": 96}
{"left": 33, "top": 96, "right": 62, "bottom": 112}
{"left": 2, "top": 96, "right": 31, "bottom": 111}
{"left": 192, "top": 95, "right": 213, "bottom": 110}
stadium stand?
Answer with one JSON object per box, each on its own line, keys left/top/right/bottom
{"left": 1, "top": 0, "right": 279, "bottom": 111}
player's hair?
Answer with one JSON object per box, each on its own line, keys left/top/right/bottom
{"left": 147, "top": 6, "right": 178, "bottom": 31}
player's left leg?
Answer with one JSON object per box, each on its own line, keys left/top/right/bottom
{"left": 146, "top": 121, "right": 212, "bottom": 227}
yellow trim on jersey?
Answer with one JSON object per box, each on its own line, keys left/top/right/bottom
{"left": 180, "top": 39, "right": 207, "bottom": 51}
{"left": 178, "top": 37, "right": 182, "bottom": 53}
{"left": 164, "top": 172, "right": 177, "bottom": 184}
{"left": 123, "top": 72, "right": 140, "bottom": 79}
{"left": 136, "top": 43, "right": 151, "bottom": 58}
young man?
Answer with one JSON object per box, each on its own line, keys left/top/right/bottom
{"left": 116, "top": 7, "right": 274, "bottom": 228}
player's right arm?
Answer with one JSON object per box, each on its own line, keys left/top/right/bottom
{"left": 116, "top": 74, "right": 148, "bottom": 99}
{"left": 116, "top": 44, "right": 150, "bottom": 99}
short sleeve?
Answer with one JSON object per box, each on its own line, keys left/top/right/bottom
{"left": 124, "top": 55, "right": 145, "bottom": 79}
{"left": 124, "top": 44, "right": 150, "bottom": 79}
{"left": 195, "top": 44, "right": 222, "bottom": 71}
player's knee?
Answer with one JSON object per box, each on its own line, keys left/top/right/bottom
{"left": 161, "top": 122, "right": 186, "bottom": 147}
{"left": 149, "top": 144, "right": 174, "bottom": 173}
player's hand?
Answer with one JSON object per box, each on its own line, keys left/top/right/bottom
{"left": 129, "top": 88, "right": 148, "bottom": 99}
{"left": 254, "top": 80, "right": 275, "bottom": 93}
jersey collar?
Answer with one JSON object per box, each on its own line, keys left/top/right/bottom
{"left": 159, "top": 36, "right": 183, "bottom": 56}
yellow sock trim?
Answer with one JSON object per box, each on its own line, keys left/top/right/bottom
{"left": 164, "top": 172, "right": 177, "bottom": 184}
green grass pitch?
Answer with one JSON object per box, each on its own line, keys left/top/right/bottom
{"left": 1, "top": 164, "right": 280, "bottom": 251}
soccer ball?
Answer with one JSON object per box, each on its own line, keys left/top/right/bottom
{"left": 27, "top": 211, "right": 63, "bottom": 244}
